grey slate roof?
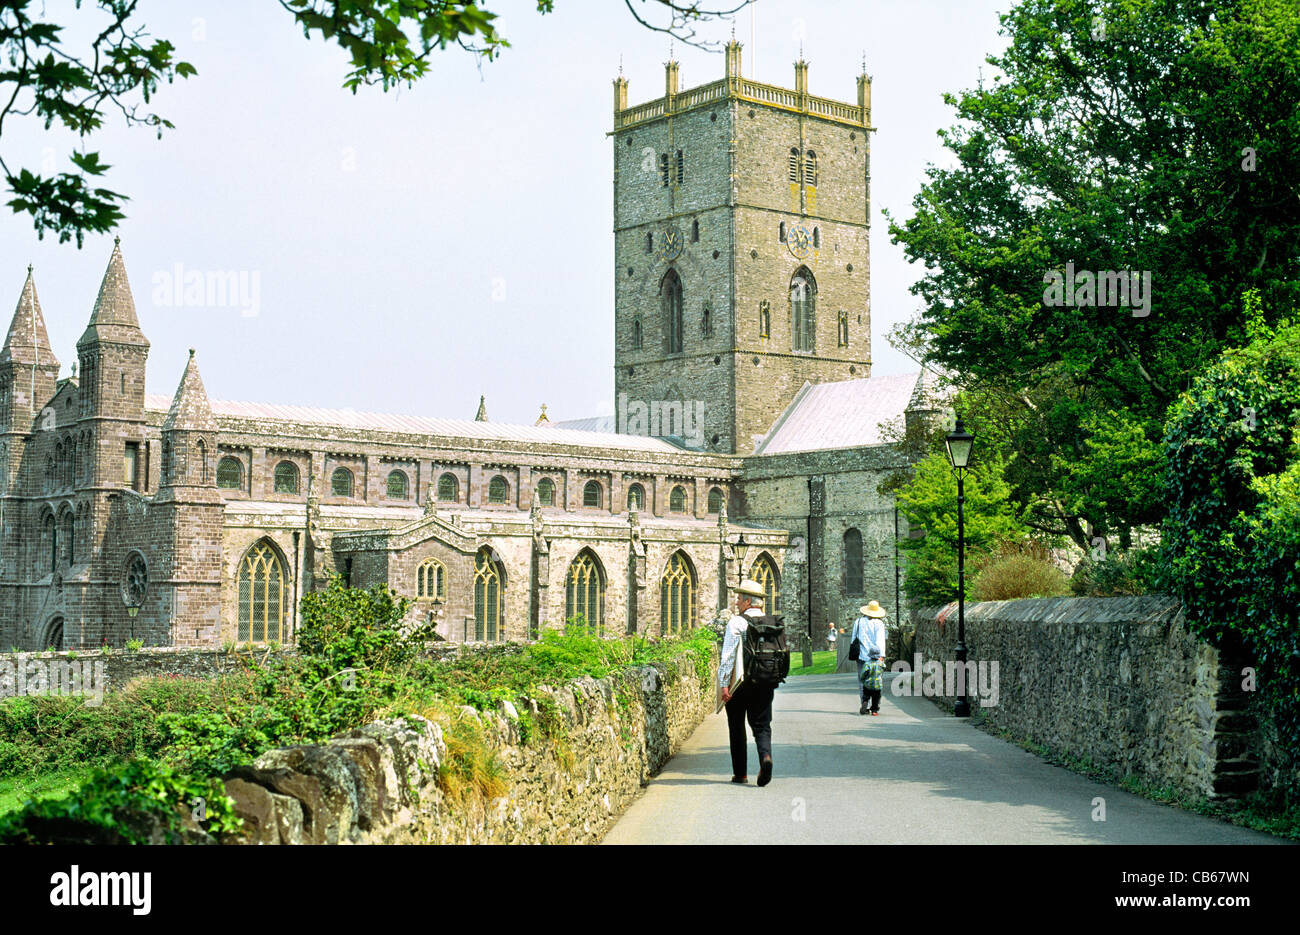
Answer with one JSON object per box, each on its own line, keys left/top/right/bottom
{"left": 754, "top": 373, "right": 922, "bottom": 455}
{"left": 143, "top": 396, "right": 685, "bottom": 453}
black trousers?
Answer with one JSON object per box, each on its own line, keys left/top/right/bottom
{"left": 725, "top": 681, "right": 774, "bottom": 778}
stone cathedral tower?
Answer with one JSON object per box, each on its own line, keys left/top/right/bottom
{"left": 612, "top": 40, "right": 873, "bottom": 455}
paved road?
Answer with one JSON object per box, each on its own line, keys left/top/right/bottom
{"left": 603, "top": 672, "right": 1283, "bottom": 844}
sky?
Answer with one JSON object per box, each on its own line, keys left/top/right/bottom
{"left": 0, "top": 0, "right": 1010, "bottom": 426}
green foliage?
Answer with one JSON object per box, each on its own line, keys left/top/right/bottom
{"left": 886, "top": 0, "right": 1300, "bottom": 544}
{"left": 0, "top": 758, "right": 240, "bottom": 845}
{"left": 1070, "top": 545, "right": 1162, "bottom": 596}
{"left": 895, "top": 447, "right": 1029, "bottom": 606}
{"left": 125, "top": 638, "right": 143, "bottom": 652}
{"left": 159, "top": 579, "right": 428, "bottom": 775}
{"left": 1162, "top": 314, "right": 1300, "bottom": 772}
{"left": 0, "top": 674, "right": 251, "bottom": 781}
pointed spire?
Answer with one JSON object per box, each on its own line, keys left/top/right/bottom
{"left": 79, "top": 238, "right": 148, "bottom": 349}
{"left": 163, "top": 349, "right": 217, "bottom": 433}
{"left": 475, "top": 395, "right": 489, "bottom": 422}
{"left": 1, "top": 265, "right": 58, "bottom": 370}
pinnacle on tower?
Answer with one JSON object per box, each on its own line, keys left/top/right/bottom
{"left": 163, "top": 348, "right": 217, "bottom": 434}
{"left": 78, "top": 238, "right": 148, "bottom": 349}
{"left": 475, "top": 395, "right": 489, "bottom": 422}
{"left": 1, "top": 265, "right": 58, "bottom": 371}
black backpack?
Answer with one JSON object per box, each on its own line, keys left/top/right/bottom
{"left": 742, "top": 614, "right": 790, "bottom": 688}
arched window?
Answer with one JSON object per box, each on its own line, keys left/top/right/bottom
{"left": 331, "top": 467, "right": 354, "bottom": 498}
{"left": 238, "top": 539, "right": 287, "bottom": 643}
{"left": 759, "top": 300, "right": 771, "bottom": 339}
{"left": 660, "top": 551, "right": 697, "bottom": 635}
{"left": 701, "top": 304, "right": 712, "bottom": 337}
{"left": 751, "top": 553, "right": 780, "bottom": 614}
{"left": 813, "top": 226, "right": 820, "bottom": 249}
{"left": 437, "top": 473, "right": 458, "bottom": 501}
{"left": 386, "top": 470, "right": 409, "bottom": 500}
{"left": 274, "top": 461, "right": 299, "bottom": 495}
{"left": 778, "top": 221, "right": 787, "bottom": 243}
{"left": 791, "top": 268, "right": 816, "bottom": 353}
{"left": 583, "top": 480, "right": 603, "bottom": 508}
{"left": 196, "top": 438, "right": 208, "bottom": 484}
{"left": 43, "top": 512, "right": 55, "bottom": 573}
{"left": 691, "top": 218, "right": 700, "bottom": 242}
{"left": 632, "top": 316, "right": 643, "bottom": 350}
{"left": 662, "top": 269, "right": 684, "bottom": 354}
{"left": 488, "top": 475, "right": 509, "bottom": 504}
{"left": 217, "top": 457, "right": 243, "bottom": 490}
{"left": 804, "top": 150, "right": 817, "bottom": 186}
{"left": 670, "top": 485, "right": 687, "bottom": 512}
{"left": 788, "top": 147, "right": 800, "bottom": 182}
{"left": 659, "top": 152, "right": 670, "bottom": 187}
{"left": 707, "top": 487, "right": 724, "bottom": 514}
{"left": 838, "top": 310, "right": 850, "bottom": 347}
{"left": 843, "top": 528, "right": 864, "bottom": 595}
{"left": 473, "top": 547, "right": 504, "bottom": 641}
{"left": 43, "top": 617, "right": 64, "bottom": 651}
{"left": 417, "top": 558, "right": 446, "bottom": 601}
{"left": 675, "top": 149, "right": 684, "bottom": 184}
{"left": 627, "top": 483, "right": 645, "bottom": 511}
{"left": 60, "top": 509, "right": 74, "bottom": 565}
{"left": 536, "top": 477, "right": 555, "bottom": 507}
{"left": 646, "top": 232, "right": 654, "bottom": 253}
{"left": 565, "top": 549, "right": 605, "bottom": 635}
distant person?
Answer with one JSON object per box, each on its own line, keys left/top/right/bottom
{"left": 826, "top": 621, "right": 838, "bottom": 653}
{"left": 718, "top": 579, "right": 788, "bottom": 786}
{"left": 851, "top": 601, "right": 888, "bottom": 716}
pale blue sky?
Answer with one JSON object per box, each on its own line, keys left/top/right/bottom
{"left": 1, "top": 0, "right": 1008, "bottom": 425}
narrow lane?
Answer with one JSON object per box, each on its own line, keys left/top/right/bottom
{"left": 603, "top": 673, "right": 1283, "bottom": 844}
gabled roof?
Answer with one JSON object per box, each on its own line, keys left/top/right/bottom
{"left": 754, "top": 373, "right": 921, "bottom": 455}
{"left": 142, "top": 396, "right": 689, "bottom": 453}
{"left": 1, "top": 267, "right": 57, "bottom": 369}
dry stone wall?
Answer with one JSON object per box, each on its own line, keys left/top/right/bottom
{"left": 214, "top": 645, "right": 716, "bottom": 845}
{"left": 912, "top": 596, "right": 1275, "bottom": 801}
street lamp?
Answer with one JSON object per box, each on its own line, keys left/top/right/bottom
{"left": 945, "top": 414, "right": 975, "bottom": 718}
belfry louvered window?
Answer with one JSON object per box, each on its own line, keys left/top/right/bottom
{"left": 788, "top": 147, "right": 800, "bottom": 182}
{"left": 804, "top": 150, "right": 817, "bottom": 186}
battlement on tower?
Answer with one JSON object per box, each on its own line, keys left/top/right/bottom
{"left": 612, "top": 41, "right": 871, "bottom": 132}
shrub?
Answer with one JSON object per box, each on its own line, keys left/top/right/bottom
{"left": 1070, "top": 545, "right": 1162, "bottom": 597}
{"left": 972, "top": 547, "right": 1070, "bottom": 601}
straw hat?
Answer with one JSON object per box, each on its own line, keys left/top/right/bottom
{"left": 734, "top": 579, "right": 766, "bottom": 598}
{"left": 859, "top": 600, "right": 887, "bottom": 618}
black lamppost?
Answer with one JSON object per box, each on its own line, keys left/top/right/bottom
{"left": 945, "top": 414, "right": 975, "bottom": 718}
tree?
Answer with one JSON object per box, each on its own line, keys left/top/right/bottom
{"left": 895, "top": 446, "right": 1028, "bottom": 608}
{"left": 1, "top": 0, "right": 751, "bottom": 245}
{"left": 886, "top": 0, "right": 1300, "bottom": 547}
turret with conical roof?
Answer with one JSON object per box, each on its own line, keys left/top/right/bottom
{"left": 152, "top": 350, "right": 223, "bottom": 647}
{"left": 76, "top": 239, "right": 150, "bottom": 493}
{"left": 160, "top": 349, "right": 219, "bottom": 492}
{"left": 0, "top": 266, "right": 60, "bottom": 433}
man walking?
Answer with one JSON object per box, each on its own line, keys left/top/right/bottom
{"left": 719, "top": 579, "right": 775, "bottom": 786}
{"left": 851, "top": 600, "right": 888, "bottom": 716}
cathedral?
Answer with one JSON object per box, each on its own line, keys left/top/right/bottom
{"left": 0, "top": 42, "right": 939, "bottom": 651}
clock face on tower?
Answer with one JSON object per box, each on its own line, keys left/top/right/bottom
{"left": 657, "top": 226, "right": 683, "bottom": 262}
{"left": 788, "top": 224, "right": 813, "bottom": 260}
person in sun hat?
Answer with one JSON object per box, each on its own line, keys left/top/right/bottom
{"left": 718, "top": 578, "right": 776, "bottom": 786}
{"left": 851, "top": 600, "right": 889, "bottom": 716}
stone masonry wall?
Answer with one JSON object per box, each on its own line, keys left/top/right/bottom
{"left": 215, "top": 645, "right": 717, "bottom": 845}
{"left": 912, "top": 596, "right": 1277, "bottom": 801}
